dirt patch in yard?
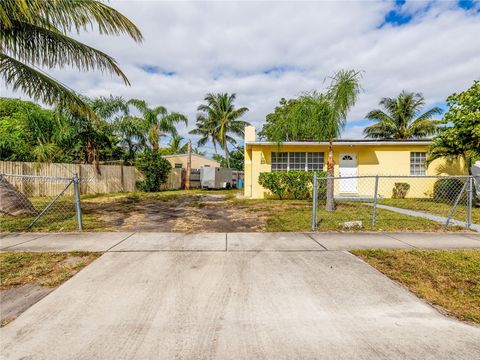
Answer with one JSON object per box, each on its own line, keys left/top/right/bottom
{"left": 89, "top": 193, "right": 268, "bottom": 232}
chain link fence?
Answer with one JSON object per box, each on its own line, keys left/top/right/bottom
{"left": 312, "top": 174, "right": 479, "bottom": 231}
{"left": 0, "top": 174, "right": 82, "bottom": 232}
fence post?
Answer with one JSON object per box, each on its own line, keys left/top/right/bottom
{"left": 73, "top": 173, "right": 83, "bottom": 231}
{"left": 467, "top": 176, "right": 473, "bottom": 229}
{"left": 372, "top": 175, "right": 379, "bottom": 228}
{"left": 311, "top": 173, "right": 318, "bottom": 231}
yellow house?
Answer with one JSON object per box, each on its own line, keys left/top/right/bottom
{"left": 243, "top": 126, "right": 465, "bottom": 199}
{"left": 162, "top": 154, "right": 220, "bottom": 169}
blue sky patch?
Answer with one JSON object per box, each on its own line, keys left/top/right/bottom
{"left": 264, "top": 66, "right": 289, "bottom": 75}
{"left": 458, "top": 0, "right": 476, "bottom": 10}
{"left": 263, "top": 66, "right": 303, "bottom": 76}
{"left": 138, "top": 65, "right": 175, "bottom": 76}
{"left": 382, "top": 7, "right": 413, "bottom": 27}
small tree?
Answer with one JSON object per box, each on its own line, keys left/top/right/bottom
{"left": 258, "top": 98, "right": 302, "bottom": 141}
{"left": 136, "top": 150, "right": 172, "bottom": 192}
{"left": 288, "top": 70, "right": 362, "bottom": 211}
{"left": 428, "top": 80, "right": 480, "bottom": 172}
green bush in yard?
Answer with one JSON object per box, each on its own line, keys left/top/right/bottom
{"left": 136, "top": 150, "right": 172, "bottom": 192}
{"left": 392, "top": 183, "right": 410, "bottom": 199}
{"left": 259, "top": 172, "right": 287, "bottom": 199}
{"left": 258, "top": 171, "right": 327, "bottom": 199}
{"left": 284, "top": 171, "right": 312, "bottom": 199}
{"left": 433, "top": 178, "right": 466, "bottom": 203}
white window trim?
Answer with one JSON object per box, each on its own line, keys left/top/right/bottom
{"left": 271, "top": 152, "right": 325, "bottom": 171}
{"left": 410, "top": 152, "right": 427, "bottom": 176}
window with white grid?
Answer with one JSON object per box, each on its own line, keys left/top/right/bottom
{"left": 410, "top": 152, "right": 426, "bottom": 175}
{"left": 307, "top": 152, "right": 324, "bottom": 171}
{"left": 289, "top": 152, "right": 306, "bottom": 170}
{"left": 271, "top": 152, "right": 325, "bottom": 171}
{"left": 271, "top": 152, "right": 288, "bottom": 171}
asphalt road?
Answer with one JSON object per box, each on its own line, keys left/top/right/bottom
{"left": 1, "top": 250, "right": 479, "bottom": 359}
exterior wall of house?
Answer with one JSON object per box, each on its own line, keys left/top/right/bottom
{"left": 163, "top": 154, "right": 220, "bottom": 169}
{"left": 244, "top": 142, "right": 466, "bottom": 199}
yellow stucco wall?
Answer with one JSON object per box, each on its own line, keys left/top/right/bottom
{"left": 244, "top": 143, "right": 465, "bottom": 199}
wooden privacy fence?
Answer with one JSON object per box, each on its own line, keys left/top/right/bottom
{"left": 0, "top": 161, "right": 137, "bottom": 195}
{"left": 1, "top": 161, "right": 245, "bottom": 196}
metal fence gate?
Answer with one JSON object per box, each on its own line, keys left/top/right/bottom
{"left": 0, "top": 174, "right": 83, "bottom": 231}
{"left": 311, "top": 174, "right": 479, "bottom": 231}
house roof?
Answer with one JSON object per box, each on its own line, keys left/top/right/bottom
{"left": 246, "top": 139, "right": 433, "bottom": 146}
{"left": 161, "top": 153, "right": 219, "bottom": 162}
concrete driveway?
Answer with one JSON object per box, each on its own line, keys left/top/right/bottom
{"left": 1, "top": 239, "right": 479, "bottom": 359}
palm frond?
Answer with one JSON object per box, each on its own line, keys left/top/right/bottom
{"left": 127, "top": 99, "right": 149, "bottom": 113}
{"left": 327, "top": 69, "right": 362, "bottom": 127}
{"left": 0, "top": 53, "right": 94, "bottom": 117}
{"left": 0, "top": 0, "right": 143, "bottom": 41}
{"left": 1, "top": 20, "right": 131, "bottom": 84}
{"left": 364, "top": 90, "right": 441, "bottom": 140}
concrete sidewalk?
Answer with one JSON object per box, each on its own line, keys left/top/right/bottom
{"left": 1, "top": 231, "right": 479, "bottom": 252}
{"left": 1, "top": 251, "right": 479, "bottom": 359}
{"left": 2, "top": 232, "right": 480, "bottom": 359}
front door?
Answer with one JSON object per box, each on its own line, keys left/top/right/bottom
{"left": 339, "top": 153, "right": 358, "bottom": 193}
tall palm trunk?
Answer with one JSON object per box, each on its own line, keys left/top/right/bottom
{"left": 326, "top": 140, "right": 335, "bottom": 211}
{"left": 225, "top": 146, "right": 230, "bottom": 168}
{"left": 150, "top": 125, "right": 160, "bottom": 152}
{"left": 212, "top": 139, "right": 218, "bottom": 155}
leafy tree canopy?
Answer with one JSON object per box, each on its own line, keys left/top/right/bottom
{"left": 258, "top": 98, "right": 302, "bottom": 141}
{"left": 428, "top": 80, "right": 480, "bottom": 171}
{"left": 0, "top": 97, "right": 66, "bottom": 162}
{"left": 258, "top": 70, "right": 362, "bottom": 143}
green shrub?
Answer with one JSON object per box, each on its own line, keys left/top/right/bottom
{"left": 392, "top": 182, "right": 410, "bottom": 199}
{"left": 433, "top": 178, "right": 465, "bottom": 203}
{"left": 259, "top": 172, "right": 287, "bottom": 199}
{"left": 135, "top": 150, "right": 172, "bottom": 192}
{"left": 258, "top": 171, "right": 327, "bottom": 199}
{"left": 284, "top": 171, "right": 312, "bottom": 199}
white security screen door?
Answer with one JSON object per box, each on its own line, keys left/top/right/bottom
{"left": 339, "top": 153, "right": 358, "bottom": 193}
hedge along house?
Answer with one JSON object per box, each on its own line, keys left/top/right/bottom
{"left": 243, "top": 126, "right": 465, "bottom": 199}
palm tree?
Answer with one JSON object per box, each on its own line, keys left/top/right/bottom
{"left": 127, "top": 99, "right": 188, "bottom": 151}
{"left": 189, "top": 113, "right": 220, "bottom": 155}
{"left": 57, "top": 100, "right": 116, "bottom": 168}
{"left": 167, "top": 135, "right": 188, "bottom": 154}
{"left": 195, "top": 93, "right": 249, "bottom": 167}
{"left": 363, "top": 91, "right": 442, "bottom": 139}
{"left": 0, "top": 0, "right": 142, "bottom": 116}
{"left": 291, "top": 69, "right": 362, "bottom": 211}
{"left": 114, "top": 115, "right": 146, "bottom": 163}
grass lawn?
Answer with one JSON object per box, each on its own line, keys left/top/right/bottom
{"left": 264, "top": 201, "right": 466, "bottom": 232}
{"left": 0, "top": 189, "right": 473, "bottom": 232}
{"left": 380, "top": 198, "right": 480, "bottom": 224}
{"left": 0, "top": 252, "right": 101, "bottom": 290}
{"left": 352, "top": 249, "right": 480, "bottom": 324}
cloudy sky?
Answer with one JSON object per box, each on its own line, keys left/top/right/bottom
{"left": 3, "top": 0, "right": 480, "bottom": 155}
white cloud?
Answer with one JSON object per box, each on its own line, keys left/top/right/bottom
{"left": 2, "top": 0, "right": 479, "bottom": 154}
